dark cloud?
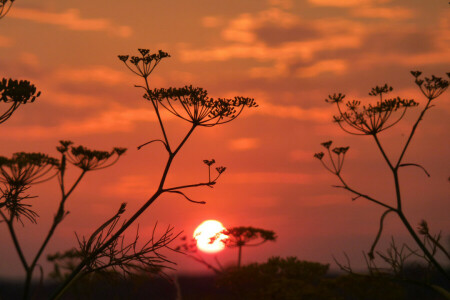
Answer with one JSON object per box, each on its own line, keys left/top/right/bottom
{"left": 254, "top": 24, "right": 320, "bottom": 46}
{"left": 363, "top": 29, "right": 436, "bottom": 55}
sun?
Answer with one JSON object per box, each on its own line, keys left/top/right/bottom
{"left": 193, "top": 220, "right": 228, "bottom": 253}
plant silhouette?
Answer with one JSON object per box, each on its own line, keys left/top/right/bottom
{"left": 213, "top": 226, "right": 277, "bottom": 268}
{"left": 315, "top": 71, "right": 450, "bottom": 287}
{"left": 0, "top": 0, "right": 14, "bottom": 19}
{"left": 0, "top": 78, "right": 40, "bottom": 124}
{"left": 176, "top": 226, "right": 277, "bottom": 273}
{"left": 0, "top": 141, "right": 126, "bottom": 300}
{"left": 48, "top": 49, "right": 257, "bottom": 299}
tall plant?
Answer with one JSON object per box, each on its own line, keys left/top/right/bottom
{"left": 49, "top": 49, "right": 257, "bottom": 299}
{"left": 0, "top": 142, "right": 126, "bottom": 300}
{"left": 315, "top": 72, "right": 449, "bottom": 281}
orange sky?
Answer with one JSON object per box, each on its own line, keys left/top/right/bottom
{"left": 1, "top": 0, "right": 449, "bottom": 278}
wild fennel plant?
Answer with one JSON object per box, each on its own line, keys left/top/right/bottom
{"left": 315, "top": 72, "right": 449, "bottom": 281}
{"left": 49, "top": 49, "right": 257, "bottom": 299}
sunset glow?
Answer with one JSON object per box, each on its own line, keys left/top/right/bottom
{"left": 0, "top": 0, "right": 448, "bottom": 281}
{"left": 193, "top": 220, "right": 228, "bottom": 253}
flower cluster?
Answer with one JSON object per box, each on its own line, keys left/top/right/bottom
{"left": 57, "top": 141, "right": 126, "bottom": 172}
{"left": 0, "top": 152, "right": 59, "bottom": 186}
{"left": 118, "top": 49, "right": 170, "bottom": 78}
{"left": 327, "top": 85, "right": 418, "bottom": 135}
{"left": 411, "top": 71, "right": 449, "bottom": 100}
{"left": 0, "top": 152, "right": 58, "bottom": 223}
{"left": 314, "top": 140, "right": 349, "bottom": 175}
{"left": 146, "top": 85, "right": 257, "bottom": 126}
{"left": 203, "top": 158, "right": 226, "bottom": 182}
{"left": 0, "top": 78, "right": 40, "bottom": 124}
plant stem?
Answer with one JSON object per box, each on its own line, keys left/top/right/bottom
{"left": 50, "top": 125, "right": 197, "bottom": 299}
{"left": 396, "top": 210, "right": 449, "bottom": 280}
{"left": 238, "top": 245, "right": 242, "bottom": 268}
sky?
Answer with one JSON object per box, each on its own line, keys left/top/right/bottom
{"left": 0, "top": 0, "right": 449, "bottom": 279}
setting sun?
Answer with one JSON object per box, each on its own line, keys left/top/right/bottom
{"left": 193, "top": 220, "right": 228, "bottom": 253}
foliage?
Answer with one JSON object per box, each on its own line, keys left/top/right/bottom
{"left": 214, "top": 226, "right": 277, "bottom": 267}
{"left": 216, "top": 256, "right": 411, "bottom": 300}
{"left": 218, "top": 256, "right": 448, "bottom": 300}
{"left": 175, "top": 236, "right": 225, "bottom": 274}
{"left": 217, "top": 256, "right": 331, "bottom": 300}
{"left": 47, "top": 222, "right": 174, "bottom": 281}
{"left": 315, "top": 71, "right": 450, "bottom": 292}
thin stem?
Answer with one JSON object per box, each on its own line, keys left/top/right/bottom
{"left": 237, "top": 245, "right": 242, "bottom": 268}
{"left": 50, "top": 125, "right": 198, "bottom": 299}
{"left": 372, "top": 134, "right": 394, "bottom": 171}
{"left": 336, "top": 174, "right": 395, "bottom": 211}
{"left": 29, "top": 172, "right": 86, "bottom": 274}
{"left": 144, "top": 77, "right": 171, "bottom": 152}
{"left": 396, "top": 100, "right": 432, "bottom": 168}
{"left": 0, "top": 210, "right": 28, "bottom": 270}
{"left": 163, "top": 181, "right": 215, "bottom": 192}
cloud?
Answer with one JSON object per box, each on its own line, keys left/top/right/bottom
{"left": 225, "top": 172, "right": 315, "bottom": 184}
{"left": 308, "top": 0, "right": 380, "bottom": 7}
{"left": 0, "top": 35, "right": 13, "bottom": 47}
{"left": 18, "top": 52, "right": 40, "bottom": 68}
{"left": 289, "top": 149, "right": 315, "bottom": 162}
{"left": 296, "top": 59, "right": 347, "bottom": 78}
{"left": 229, "top": 138, "right": 260, "bottom": 151}
{"left": 1, "top": 106, "right": 174, "bottom": 139}
{"left": 351, "top": 6, "right": 414, "bottom": 19}
{"left": 268, "top": 0, "right": 294, "bottom": 9}
{"left": 221, "top": 8, "right": 299, "bottom": 43}
{"left": 255, "top": 99, "right": 332, "bottom": 122}
{"left": 101, "top": 175, "right": 155, "bottom": 199}
{"left": 52, "top": 66, "right": 132, "bottom": 86}
{"left": 9, "top": 7, "right": 132, "bottom": 38}
{"left": 180, "top": 8, "right": 364, "bottom": 79}
{"left": 201, "top": 16, "right": 223, "bottom": 28}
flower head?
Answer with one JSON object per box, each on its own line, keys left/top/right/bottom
{"left": 314, "top": 152, "right": 324, "bottom": 160}
{"left": 0, "top": 152, "right": 59, "bottom": 186}
{"left": 65, "top": 145, "right": 126, "bottom": 171}
{"left": 328, "top": 93, "right": 418, "bottom": 135}
{"left": 321, "top": 141, "right": 332, "bottom": 149}
{"left": 203, "top": 159, "right": 216, "bottom": 166}
{"left": 118, "top": 49, "right": 170, "bottom": 78}
{"left": 412, "top": 71, "right": 449, "bottom": 100}
{"left": 146, "top": 85, "right": 257, "bottom": 126}
{"left": 0, "top": 78, "right": 41, "bottom": 124}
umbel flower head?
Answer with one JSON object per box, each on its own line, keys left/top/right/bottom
{"left": 326, "top": 85, "right": 418, "bottom": 135}
{"left": 0, "top": 152, "right": 59, "bottom": 186}
{"left": 0, "top": 78, "right": 41, "bottom": 124}
{"left": 411, "top": 71, "right": 449, "bottom": 100}
{"left": 146, "top": 85, "right": 257, "bottom": 126}
{"left": 314, "top": 140, "right": 350, "bottom": 175}
{"left": 118, "top": 48, "right": 170, "bottom": 78}
{"left": 0, "top": 152, "right": 58, "bottom": 224}
{"left": 57, "top": 141, "right": 126, "bottom": 171}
